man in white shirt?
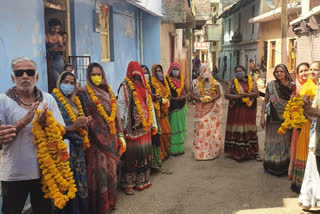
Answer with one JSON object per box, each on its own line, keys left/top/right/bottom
{"left": 0, "top": 57, "right": 65, "bottom": 214}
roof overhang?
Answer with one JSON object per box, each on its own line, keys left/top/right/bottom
{"left": 290, "top": 5, "right": 320, "bottom": 25}
{"left": 127, "top": 0, "right": 163, "bottom": 17}
{"left": 249, "top": 3, "right": 301, "bottom": 24}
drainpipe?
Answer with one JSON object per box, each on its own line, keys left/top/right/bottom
{"left": 140, "top": 10, "right": 144, "bottom": 64}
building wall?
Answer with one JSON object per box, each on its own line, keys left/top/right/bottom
{"left": 160, "top": 23, "right": 176, "bottom": 73}
{"left": 296, "top": 31, "right": 320, "bottom": 65}
{"left": 0, "top": 0, "right": 47, "bottom": 93}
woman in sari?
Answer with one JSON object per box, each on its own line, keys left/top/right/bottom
{"left": 118, "top": 61, "right": 157, "bottom": 195}
{"left": 142, "top": 65, "right": 162, "bottom": 168}
{"left": 298, "top": 85, "right": 320, "bottom": 210}
{"left": 288, "top": 63, "right": 310, "bottom": 179}
{"left": 166, "top": 62, "right": 188, "bottom": 155}
{"left": 191, "top": 64, "right": 223, "bottom": 160}
{"left": 51, "top": 72, "right": 91, "bottom": 214}
{"left": 77, "top": 63, "right": 125, "bottom": 214}
{"left": 291, "top": 61, "right": 319, "bottom": 193}
{"left": 224, "top": 65, "right": 260, "bottom": 161}
{"left": 260, "top": 64, "right": 296, "bottom": 175}
{"left": 151, "top": 64, "right": 172, "bottom": 161}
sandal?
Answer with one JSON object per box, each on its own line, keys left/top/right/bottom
{"left": 124, "top": 187, "right": 135, "bottom": 195}
{"left": 255, "top": 155, "right": 262, "bottom": 162}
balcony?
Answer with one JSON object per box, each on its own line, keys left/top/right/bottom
{"left": 204, "top": 24, "right": 222, "bottom": 42}
{"left": 161, "top": 0, "right": 195, "bottom": 28}
{"left": 195, "top": 0, "right": 211, "bottom": 29}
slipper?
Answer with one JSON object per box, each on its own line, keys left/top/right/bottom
{"left": 124, "top": 187, "right": 135, "bottom": 195}
{"left": 255, "top": 155, "right": 262, "bottom": 162}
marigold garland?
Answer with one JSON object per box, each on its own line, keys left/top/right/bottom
{"left": 299, "top": 78, "right": 317, "bottom": 99}
{"left": 167, "top": 74, "right": 185, "bottom": 96}
{"left": 125, "top": 77, "right": 153, "bottom": 132}
{"left": 86, "top": 83, "right": 117, "bottom": 135}
{"left": 278, "top": 97, "right": 307, "bottom": 134}
{"left": 32, "top": 110, "right": 77, "bottom": 209}
{"left": 199, "top": 76, "right": 216, "bottom": 97}
{"left": 234, "top": 75, "right": 253, "bottom": 107}
{"left": 53, "top": 88, "right": 90, "bottom": 149}
{"left": 151, "top": 76, "right": 171, "bottom": 118}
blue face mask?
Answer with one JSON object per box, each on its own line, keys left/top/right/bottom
{"left": 156, "top": 73, "right": 164, "bottom": 81}
{"left": 60, "top": 84, "right": 75, "bottom": 96}
{"left": 172, "top": 70, "right": 180, "bottom": 77}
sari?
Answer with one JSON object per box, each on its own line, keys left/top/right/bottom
{"left": 77, "top": 64, "right": 122, "bottom": 214}
{"left": 263, "top": 80, "right": 294, "bottom": 175}
{"left": 224, "top": 77, "right": 259, "bottom": 160}
{"left": 192, "top": 64, "right": 223, "bottom": 160}
{"left": 51, "top": 72, "right": 89, "bottom": 214}
{"left": 151, "top": 64, "right": 172, "bottom": 161}
{"left": 167, "top": 62, "right": 188, "bottom": 155}
{"left": 117, "top": 61, "right": 157, "bottom": 190}
{"left": 292, "top": 79, "right": 317, "bottom": 193}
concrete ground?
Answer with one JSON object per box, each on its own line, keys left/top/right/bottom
{"left": 114, "top": 82, "right": 316, "bottom": 214}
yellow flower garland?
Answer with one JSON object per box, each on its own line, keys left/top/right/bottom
{"left": 125, "top": 77, "right": 153, "bottom": 132}
{"left": 150, "top": 76, "right": 171, "bottom": 118}
{"left": 234, "top": 75, "right": 253, "bottom": 107}
{"left": 278, "top": 97, "right": 307, "bottom": 134}
{"left": 32, "top": 110, "right": 77, "bottom": 209}
{"left": 86, "top": 83, "right": 117, "bottom": 135}
{"left": 52, "top": 88, "right": 90, "bottom": 149}
{"left": 167, "top": 74, "right": 185, "bottom": 96}
{"left": 198, "top": 76, "right": 216, "bottom": 97}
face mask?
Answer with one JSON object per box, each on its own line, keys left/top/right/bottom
{"left": 156, "top": 73, "right": 164, "bottom": 81}
{"left": 60, "top": 84, "right": 75, "bottom": 96}
{"left": 172, "top": 70, "right": 180, "bottom": 77}
{"left": 235, "top": 71, "right": 245, "bottom": 80}
{"left": 133, "top": 75, "right": 141, "bottom": 81}
{"left": 91, "top": 76, "right": 102, "bottom": 86}
{"left": 144, "top": 74, "right": 150, "bottom": 82}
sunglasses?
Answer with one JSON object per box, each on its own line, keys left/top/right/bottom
{"left": 14, "top": 69, "right": 36, "bottom": 77}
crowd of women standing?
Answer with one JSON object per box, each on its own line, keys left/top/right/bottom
{"left": 49, "top": 58, "right": 320, "bottom": 213}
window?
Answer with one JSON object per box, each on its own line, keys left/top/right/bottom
{"left": 270, "top": 41, "right": 276, "bottom": 69}
{"left": 100, "top": 5, "right": 110, "bottom": 62}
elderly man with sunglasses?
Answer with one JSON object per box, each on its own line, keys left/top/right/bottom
{"left": 0, "top": 57, "right": 65, "bottom": 214}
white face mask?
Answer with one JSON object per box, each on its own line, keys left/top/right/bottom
{"left": 144, "top": 74, "right": 150, "bottom": 82}
{"left": 172, "top": 70, "right": 179, "bottom": 77}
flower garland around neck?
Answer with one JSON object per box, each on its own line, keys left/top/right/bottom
{"left": 53, "top": 88, "right": 90, "bottom": 149}
{"left": 86, "top": 83, "right": 117, "bottom": 135}
{"left": 151, "top": 76, "right": 171, "bottom": 118}
{"left": 32, "top": 110, "right": 77, "bottom": 209}
{"left": 125, "top": 77, "right": 153, "bottom": 132}
{"left": 167, "top": 73, "right": 185, "bottom": 96}
{"left": 199, "top": 76, "right": 215, "bottom": 97}
{"left": 278, "top": 97, "right": 307, "bottom": 134}
{"left": 234, "top": 75, "right": 253, "bottom": 107}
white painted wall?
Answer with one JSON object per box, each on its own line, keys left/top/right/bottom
{"left": 127, "top": 0, "right": 162, "bottom": 16}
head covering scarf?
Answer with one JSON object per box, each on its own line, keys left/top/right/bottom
{"left": 167, "top": 62, "right": 182, "bottom": 77}
{"left": 56, "top": 71, "right": 79, "bottom": 116}
{"left": 127, "top": 61, "right": 147, "bottom": 100}
{"left": 295, "top": 63, "right": 309, "bottom": 93}
{"left": 273, "top": 64, "right": 293, "bottom": 82}
{"left": 86, "top": 62, "right": 112, "bottom": 112}
{"left": 152, "top": 63, "right": 170, "bottom": 97}
{"left": 199, "top": 64, "right": 212, "bottom": 80}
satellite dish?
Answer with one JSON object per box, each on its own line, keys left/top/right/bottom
{"left": 265, "top": 0, "right": 277, "bottom": 9}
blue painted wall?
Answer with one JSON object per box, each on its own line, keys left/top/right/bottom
{"left": 142, "top": 11, "right": 161, "bottom": 70}
{"left": 0, "top": 0, "right": 47, "bottom": 93}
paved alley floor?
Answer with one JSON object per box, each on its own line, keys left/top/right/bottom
{"left": 114, "top": 88, "right": 314, "bottom": 214}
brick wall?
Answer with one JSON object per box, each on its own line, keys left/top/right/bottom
{"left": 296, "top": 30, "right": 320, "bottom": 65}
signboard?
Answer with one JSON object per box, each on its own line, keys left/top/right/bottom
{"left": 194, "top": 42, "right": 209, "bottom": 50}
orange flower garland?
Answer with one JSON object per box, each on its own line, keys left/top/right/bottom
{"left": 234, "top": 75, "right": 253, "bottom": 107}
{"left": 32, "top": 110, "right": 77, "bottom": 209}
{"left": 150, "top": 76, "right": 171, "bottom": 118}
{"left": 167, "top": 74, "right": 185, "bottom": 96}
{"left": 198, "top": 76, "right": 216, "bottom": 97}
{"left": 52, "top": 88, "right": 90, "bottom": 149}
{"left": 86, "top": 83, "right": 117, "bottom": 135}
{"left": 125, "top": 77, "right": 153, "bottom": 132}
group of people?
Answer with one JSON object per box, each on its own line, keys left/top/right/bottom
{"left": 0, "top": 57, "right": 188, "bottom": 214}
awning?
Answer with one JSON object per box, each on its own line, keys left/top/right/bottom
{"left": 290, "top": 5, "right": 320, "bottom": 25}
{"left": 249, "top": 3, "right": 301, "bottom": 24}
{"left": 127, "top": 0, "right": 163, "bottom": 17}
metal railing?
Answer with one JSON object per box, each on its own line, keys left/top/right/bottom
{"left": 68, "top": 56, "right": 91, "bottom": 87}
